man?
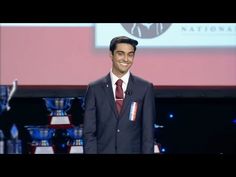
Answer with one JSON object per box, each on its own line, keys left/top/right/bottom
{"left": 83, "top": 36, "right": 156, "bottom": 154}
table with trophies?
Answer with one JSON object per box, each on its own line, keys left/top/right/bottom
{"left": 25, "top": 97, "right": 84, "bottom": 154}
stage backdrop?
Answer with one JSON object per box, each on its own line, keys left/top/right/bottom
{"left": 1, "top": 23, "right": 236, "bottom": 87}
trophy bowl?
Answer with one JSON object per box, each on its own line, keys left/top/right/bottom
{"left": 67, "top": 126, "right": 83, "bottom": 139}
{"left": 25, "top": 125, "right": 55, "bottom": 146}
{"left": 43, "top": 98, "right": 74, "bottom": 116}
{"left": 67, "top": 125, "right": 83, "bottom": 146}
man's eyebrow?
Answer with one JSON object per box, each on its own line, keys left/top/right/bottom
{"left": 116, "top": 50, "right": 134, "bottom": 54}
{"left": 116, "top": 50, "right": 125, "bottom": 53}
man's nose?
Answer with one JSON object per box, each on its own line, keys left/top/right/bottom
{"left": 123, "top": 55, "right": 129, "bottom": 61}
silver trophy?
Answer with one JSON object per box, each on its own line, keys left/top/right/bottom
{"left": 25, "top": 125, "right": 55, "bottom": 154}
{"left": 0, "top": 79, "right": 18, "bottom": 115}
{"left": 43, "top": 98, "right": 74, "bottom": 128}
{"left": 67, "top": 125, "right": 83, "bottom": 154}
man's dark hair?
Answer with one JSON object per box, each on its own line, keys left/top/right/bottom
{"left": 109, "top": 36, "right": 138, "bottom": 54}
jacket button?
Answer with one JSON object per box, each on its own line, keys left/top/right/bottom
{"left": 117, "top": 129, "right": 120, "bottom": 132}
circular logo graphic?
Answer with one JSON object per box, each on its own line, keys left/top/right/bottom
{"left": 121, "top": 23, "right": 172, "bottom": 39}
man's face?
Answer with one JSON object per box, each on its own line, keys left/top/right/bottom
{"left": 110, "top": 43, "right": 135, "bottom": 78}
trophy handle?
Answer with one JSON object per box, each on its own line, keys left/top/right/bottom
{"left": 64, "top": 98, "right": 74, "bottom": 113}
{"left": 6, "top": 79, "right": 18, "bottom": 111}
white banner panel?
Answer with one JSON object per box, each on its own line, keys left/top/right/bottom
{"left": 95, "top": 23, "right": 236, "bottom": 48}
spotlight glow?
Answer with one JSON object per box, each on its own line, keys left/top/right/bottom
{"left": 232, "top": 118, "right": 236, "bottom": 124}
{"left": 168, "top": 113, "right": 174, "bottom": 119}
{"left": 161, "top": 148, "right": 166, "bottom": 152}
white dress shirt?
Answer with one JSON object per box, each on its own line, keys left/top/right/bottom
{"left": 110, "top": 69, "right": 130, "bottom": 100}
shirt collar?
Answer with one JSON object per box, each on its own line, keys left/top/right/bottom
{"left": 110, "top": 69, "right": 130, "bottom": 86}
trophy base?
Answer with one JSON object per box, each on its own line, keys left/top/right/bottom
{"left": 154, "top": 144, "right": 160, "bottom": 154}
{"left": 31, "top": 145, "right": 55, "bottom": 154}
{"left": 48, "top": 115, "right": 74, "bottom": 129}
{"left": 68, "top": 145, "right": 83, "bottom": 154}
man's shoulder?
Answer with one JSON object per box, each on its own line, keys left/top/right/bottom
{"left": 131, "top": 74, "right": 152, "bottom": 86}
{"left": 88, "top": 75, "right": 108, "bottom": 87}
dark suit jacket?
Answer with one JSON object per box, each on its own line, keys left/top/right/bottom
{"left": 83, "top": 73, "right": 156, "bottom": 154}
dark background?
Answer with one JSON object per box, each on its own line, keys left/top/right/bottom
{"left": 0, "top": 87, "right": 236, "bottom": 154}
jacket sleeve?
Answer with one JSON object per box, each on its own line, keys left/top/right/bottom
{"left": 83, "top": 85, "right": 97, "bottom": 153}
{"left": 142, "top": 83, "right": 156, "bottom": 154}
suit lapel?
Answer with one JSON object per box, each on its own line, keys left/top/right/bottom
{"left": 102, "top": 74, "right": 119, "bottom": 118}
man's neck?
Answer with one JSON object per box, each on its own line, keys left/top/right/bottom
{"left": 111, "top": 70, "right": 127, "bottom": 78}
